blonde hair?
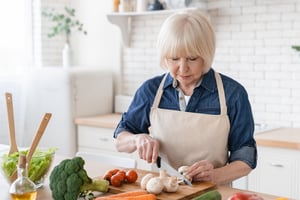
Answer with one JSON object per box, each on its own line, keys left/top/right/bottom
{"left": 157, "top": 10, "right": 216, "bottom": 73}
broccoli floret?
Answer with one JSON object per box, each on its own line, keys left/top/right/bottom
{"left": 49, "top": 156, "right": 109, "bottom": 200}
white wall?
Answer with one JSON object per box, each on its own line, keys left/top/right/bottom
{"left": 116, "top": 0, "right": 300, "bottom": 128}
{"left": 209, "top": 0, "right": 300, "bottom": 127}
{"left": 39, "top": 0, "right": 300, "bottom": 127}
{"left": 72, "top": 0, "right": 121, "bottom": 72}
{"left": 40, "top": 0, "right": 121, "bottom": 72}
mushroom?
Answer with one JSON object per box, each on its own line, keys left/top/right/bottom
{"left": 178, "top": 165, "right": 192, "bottom": 184}
{"left": 163, "top": 176, "right": 179, "bottom": 193}
{"left": 146, "top": 177, "right": 164, "bottom": 194}
{"left": 141, "top": 169, "right": 179, "bottom": 194}
{"left": 140, "top": 173, "right": 155, "bottom": 190}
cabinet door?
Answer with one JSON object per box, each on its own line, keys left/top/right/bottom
{"left": 77, "top": 126, "right": 117, "bottom": 152}
{"left": 248, "top": 146, "right": 299, "bottom": 199}
{"left": 77, "top": 125, "right": 152, "bottom": 170}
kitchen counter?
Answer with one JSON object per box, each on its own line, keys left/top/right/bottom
{"left": 76, "top": 114, "right": 300, "bottom": 151}
{"left": 255, "top": 127, "right": 300, "bottom": 150}
{"left": 75, "top": 113, "right": 121, "bottom": 128}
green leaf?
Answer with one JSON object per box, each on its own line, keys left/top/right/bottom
{"left": 42, "top": 6, "right": 87, "bottom": 40}
{"left": 292, "top": 46, "right": 300, "bottom": 52}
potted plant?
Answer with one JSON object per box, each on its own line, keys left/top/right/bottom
{"left": 42, "top": 6, "right": 87, "bottom": 67}
{"left": 292, "top": 45, "right": 300, "bottom": 52}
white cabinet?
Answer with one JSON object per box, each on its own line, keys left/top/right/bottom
{"left": 248, "top": 146, "right": 300, "bottom": 199}
{"left": 76, "top": 114, "right": 152, "bottom": 170}
{"left": 77, "top": 125, "right": 131, "bottom": 157}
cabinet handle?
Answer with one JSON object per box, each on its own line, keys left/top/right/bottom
{"left": 98, "top": 137, "right": 109, "bottom": 142}
{"left": 269, "top": 162, "right": 284, "bottom": 168}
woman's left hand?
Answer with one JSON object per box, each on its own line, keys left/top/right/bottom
{"left": 185, "top": 160, "right": 215, "bottom": 182}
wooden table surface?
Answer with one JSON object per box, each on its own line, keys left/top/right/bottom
{"left": 0, "top": 154, "right": 280, "bottom": 200}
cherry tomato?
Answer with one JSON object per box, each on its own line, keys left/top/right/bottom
{"left": 110, "top": 174, "right": 123, "bottom": 187}
{"left": 125, "top": 169, "right": 138, "bottom": 183}
{"left": 116, "top": 170, "right": 126, "bottom": 181}
{"left": 228, "top": 192, "right": 253, "bottom": 200}
{"left": 108, "top": 168, "right": 120, "bottom": 175}
{"left": 102, "top": 172, "right": 112, "bottom": 181}
{"left": 103, "top": 168, "right": 121, "bottom": 182}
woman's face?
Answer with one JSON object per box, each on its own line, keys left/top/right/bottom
{"left": 166, "top": 55, "right": 205, "bottom": 89}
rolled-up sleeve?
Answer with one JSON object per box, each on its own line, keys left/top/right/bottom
{"left": 229, "top": 145, "right": 257, "bottom": 169}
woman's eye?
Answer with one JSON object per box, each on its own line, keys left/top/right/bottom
{"left": 171, "top": 57, "right": 180, "bottom": 61}
{"left": 188, "top": 57, "right": 199, "bottom": 61}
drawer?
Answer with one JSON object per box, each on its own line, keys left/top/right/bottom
{"left": 78, "top": 147, "right": 131, "bottom": 158}
{"left": 77, "top": 126, "right": 117, "bottom": 152}
{"left": 248, "top": 146, "right": 299, "bottom": 199}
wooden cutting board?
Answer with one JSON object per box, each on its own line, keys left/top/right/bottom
{"left": 108, "top": 169, "right": 216, "bottom": 200}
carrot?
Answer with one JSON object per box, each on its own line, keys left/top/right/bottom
{"left": 96, "top": 194, "right": 156, "bottom": 200}
{"left": 122, "top": 194, "right": 156, "bottom": 200}
{"left": 95, "top": 190, "right": 148, "bottom": 200}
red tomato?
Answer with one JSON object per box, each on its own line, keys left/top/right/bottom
{"left": 110, "top": 174, "right": 123, "bottom": 187}
{"left": 102, "top": 172, "right": 112, "bottom": 181}
{"left": 108, "top": 168, "right": 120, "bottom": 175}
{"left": 103, "top": 168, "right": 121, "bottom": 181}
{"left": 116, "top": 170, "right": 126, "bottom": 181}
{"left": 228, "top": 192, "right": 260, "bottom": 200}
{"left": 125, "top": 169, "right": 138, "bottom": 183}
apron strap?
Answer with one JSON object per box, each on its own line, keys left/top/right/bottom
{"left": 152, "top": 73, "right": 168, "bottom": 109}
{"left": 214, "top": 71, "right": 227, "bottom": 116}
{"left": 152, "top": 72, "right": 227, "bottom": 115}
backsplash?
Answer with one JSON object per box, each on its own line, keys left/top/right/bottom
{"left": 118, "top": 0, "right": 300, "bottom": 127}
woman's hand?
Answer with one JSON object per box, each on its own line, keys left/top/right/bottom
{"left": 135, "top": 134, "right": 160, "bottom": 163}
{"left": 185, "top": 160, "right": 215, "bottom": 182}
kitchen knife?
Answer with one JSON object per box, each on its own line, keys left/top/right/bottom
{"left": 156, "top": 156, "right": 192, "bottom": 186}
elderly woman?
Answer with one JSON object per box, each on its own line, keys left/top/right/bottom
{"left": 113, "top": 10, "right": 257, "bottom": 185}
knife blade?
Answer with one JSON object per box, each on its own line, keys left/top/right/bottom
{"left": 156, "top": 156, "right": 192, "bottom": 186}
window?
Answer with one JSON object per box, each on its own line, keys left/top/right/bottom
{"left": 0, "top": 0, "right": 33, "bottom": 74}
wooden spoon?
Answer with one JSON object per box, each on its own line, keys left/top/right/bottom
{"left": 5, "top": 93, "right": 19, "bottom": 155}
{"left": 26, "top": 113, "right": 52, "bottom": 167}
{"left": 10, "top": 113, "right": 52, "bottom": 182}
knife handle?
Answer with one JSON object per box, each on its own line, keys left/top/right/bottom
{"left": 156, "top": 156, "right": 161, "bottom": 168}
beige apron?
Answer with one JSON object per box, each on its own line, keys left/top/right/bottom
{"left": 150, "top": 71, "right": 230, "bottom": 169}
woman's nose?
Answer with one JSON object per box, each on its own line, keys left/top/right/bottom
{"left": 179, "top": 58, "right": 188, "bottom": 72}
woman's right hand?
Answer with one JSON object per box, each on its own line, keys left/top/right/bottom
{"left": 135, "top": 134, "right": 160, "bottom": 164}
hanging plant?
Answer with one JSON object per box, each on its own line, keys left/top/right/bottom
{"left": 291, "top": 45, "right": 300, "bottom": 52}
{"left": 42, "top": 6, "right": 87, "bottom": 44}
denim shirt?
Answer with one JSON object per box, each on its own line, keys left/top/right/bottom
{"left": 114, "top": 68, "right": 257, "bottom": 169}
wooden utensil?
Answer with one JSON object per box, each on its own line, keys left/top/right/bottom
{"left": 26, "top": 113, "right": 52, "bottom": 167}
{"left": 5, "top": 93, "right": 19, "bottom": 155}
{"left": 10, "top": 113, "right": 52, "bottom": 182}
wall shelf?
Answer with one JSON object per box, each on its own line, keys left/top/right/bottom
{"left": 106, "top": 7, "right": 206, "bottom": 46}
